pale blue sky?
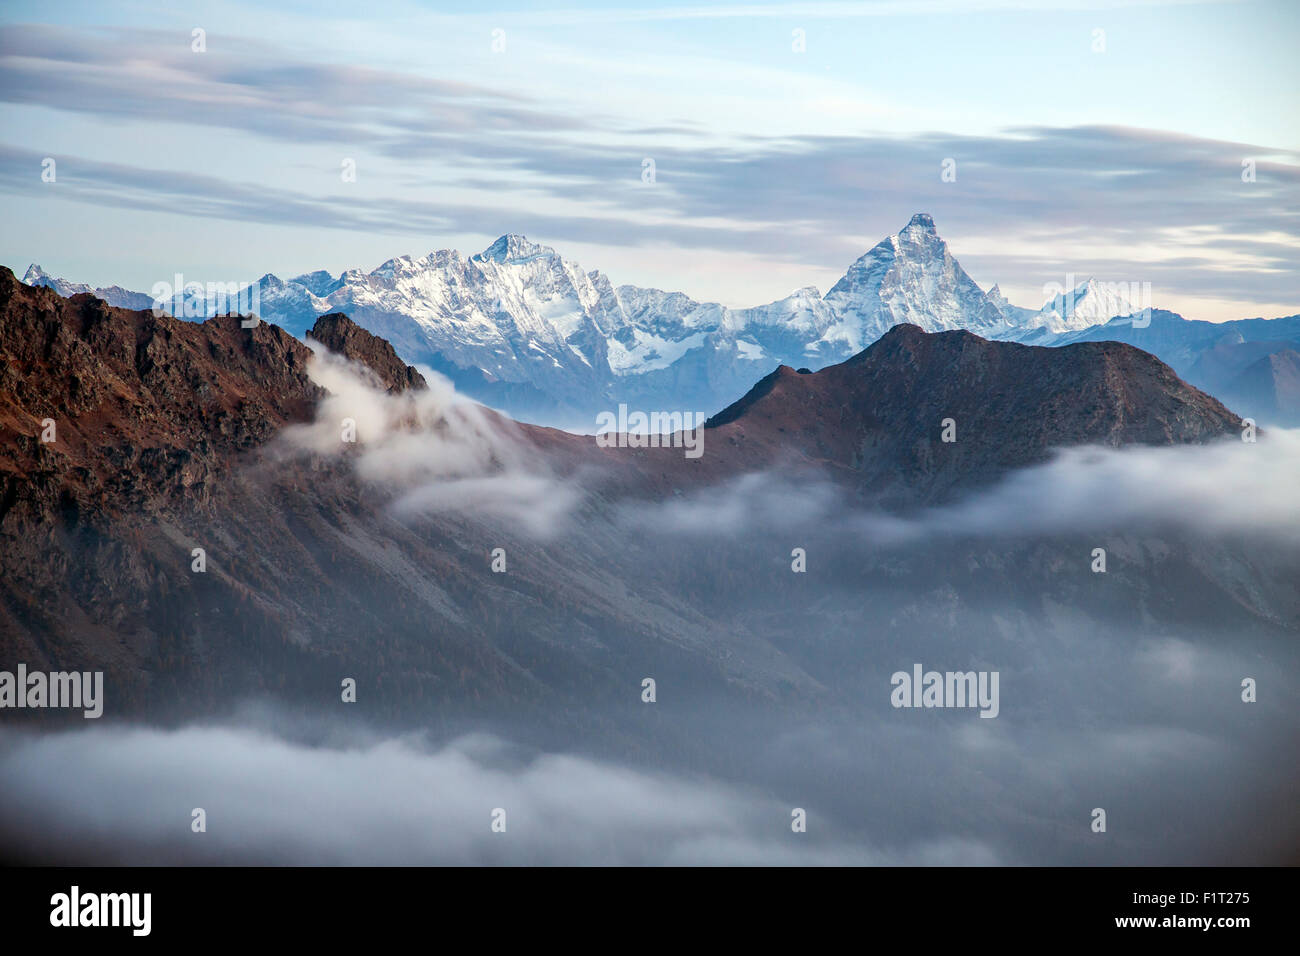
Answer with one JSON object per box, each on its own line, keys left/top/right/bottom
{"left": 1, "top": 0, "right": 1297, "bottom": 319}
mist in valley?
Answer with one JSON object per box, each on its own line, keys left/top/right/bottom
{"left": 2, "top": 356, "right": 1296, "bottom": 865}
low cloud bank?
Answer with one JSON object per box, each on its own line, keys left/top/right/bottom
{"left": 0, "top": 724, "right": 973, "bottom": 866}
{"left": 636, "top": 430, "right": 1300, "bottom": 544}
{"left": 279, "top": 346, "right": 580, "bottom": 536}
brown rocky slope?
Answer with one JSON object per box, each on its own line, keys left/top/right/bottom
{"left": 0, "top": 269, "right": 1279, "bottom": 733}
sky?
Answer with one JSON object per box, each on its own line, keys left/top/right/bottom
{"left": 0, "top": 0, "right": 1297, "bottom": 320}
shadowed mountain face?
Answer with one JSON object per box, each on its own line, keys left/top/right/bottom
{"left": 1224, "top": 348, "right": 1300, "bottom": 426}
{"left": 0, "top": 270, "right": 320, "bottom": 504}
{"left": 702, "top": 323, "right": 1242, "bottom": 505}
{"left": 306, "top": 313, "right": 428, "bottom": 395}
{"left": 2, "top": 269, "right": 1298, "bottom": 865}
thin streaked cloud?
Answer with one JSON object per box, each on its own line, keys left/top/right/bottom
{"left": 0, "top": 4, "right": 1295, "bottom": 319}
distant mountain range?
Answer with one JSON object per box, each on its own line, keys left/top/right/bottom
{"left": 19, "top": 214, "right": 1300, "bottom": 426}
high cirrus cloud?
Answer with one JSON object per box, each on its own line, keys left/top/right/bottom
{"left": 2, "top": 23, "right": 1298, "bottom": 311}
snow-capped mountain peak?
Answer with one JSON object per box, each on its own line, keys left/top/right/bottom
{"left": 1035, "top": 276, "right": 1142, "bottom": 333}
{"left": 474, "top": 234, "right": 558, "bottom": 265}
{"left": 21, "top": 262, "right": 154, "bottom": 310}
{"left": 822, "top": 213, "right": 1009, "bottom": 346}
{"left": 291, "top": 269, "right": 342, "bottom": 297}
{"left": 902, "top": 211, "right": 938, "bottom": 233}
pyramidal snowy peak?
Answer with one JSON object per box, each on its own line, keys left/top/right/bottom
{"left": 474, "top": 234, "right": 558, "bottom": 264}
{"left": 822, "top": 213, "right": 1011, "bottom": 347}
{"left": 1037, "top": 277, "right": 1144, "bottom": 332}
{"left": 19, "top": 217, "right": 1159, "bottom": 423}
{"left": 22, "top": 263, "right": 154, "bottom": 310}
